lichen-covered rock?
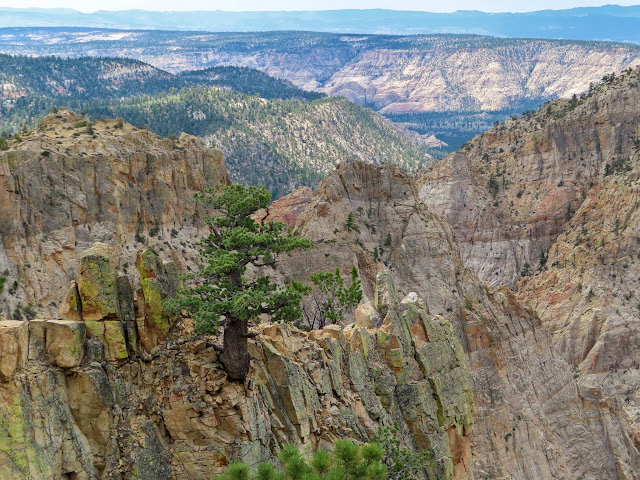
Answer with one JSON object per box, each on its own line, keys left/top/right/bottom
{"left": 45, "top": 320, "right": 86, "bottom": 368}
{"left": 77, "top": 243, "right": 119, "bottom": 321}
{"left": 116, "top": 275, "right": 138, "bottom": 353}
{"left": 0, "top": 371, "right": 96, "bottom": 480}
{"left": 85, "top": 321, "right": 128, "bottom": 361}
{"left": 0, "top": 321, "right": 28, "bottom": 381}
{"left": 0, "top": 110, "right": 230, "bottom": 320}
{"left": 136, "top": 248, "right": 181, "bottom": 352}
{"left": 354, "top": 301, "right": 379, "bottom": 328}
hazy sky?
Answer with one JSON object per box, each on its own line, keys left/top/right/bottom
{"left": 2, "top": 0, "right": 639, "bottom": 13}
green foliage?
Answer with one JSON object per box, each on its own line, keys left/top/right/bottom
{"left": 372, "top": 424, "right": 434, "bottom": 480}
{"left": 179, "top": 66, "right": 324, "bottom": 102}
{"left": 302, "top": 267, "right": 363, "bottom": 330}
{"left": 604, "top": 157, "right": 632, "bottom": 176}
{"left": 464, "top": 298, "right": 473, "bottom": 311}
{"left": 216, "top": 440, "right": 388, "bottom": 480}
{"left": 487, "top": 174, "right": 499, "bottom": 197}
{"left": 345, "top": 212, "right": 358, "bottom": 232}
{"left": 384, "top": 233, "right": 392, "bottom": 247}
{"left": 521, "top": 262, "right": 532, "bottom": 277}
{"left": 0, "top": 53, "right": 432, "bottom": 198}
{"left": 214, "top": 461, "right": 251, "bottom": 480}
{"left": 167, "top": 184, "right": 312, "bottom": 335}
{"left": 0, "top": 276, "right": 6, "bottom": 295}
{"left": 539, "top": 251, "right": 547, "bottom": 269}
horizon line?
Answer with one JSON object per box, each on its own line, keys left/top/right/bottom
{"left": 2, "top": 4, "right": 639, "bottom": 15}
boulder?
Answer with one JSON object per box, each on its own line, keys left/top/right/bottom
{"left": 45, "top": 320, "right": 86, "bottom": 368}
{"left": 0, "top": 320, "right": 28, "bottom": 381}
{"left": 354, "top": 301, "right": 379, "bottom": 328}
{"left": 58, "top": 280, "right": 82, "bottom": 322}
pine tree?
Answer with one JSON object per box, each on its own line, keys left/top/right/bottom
{"left": 167, "top": 184, "right": 311, "bottom": 381}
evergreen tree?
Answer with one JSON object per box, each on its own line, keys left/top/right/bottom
{"left": 167, "top": 184, "right": 311, "bottom": 381}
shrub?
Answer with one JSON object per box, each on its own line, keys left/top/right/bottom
{"left": 301, "top": 267, "right": 363, "bottom": 330}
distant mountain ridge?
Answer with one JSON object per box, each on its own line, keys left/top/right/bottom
{"left": 1, "top": 5, "right": 640, "bottom": 43}
{"left": 2, "top": 28, "right": 639, "bottom": 150}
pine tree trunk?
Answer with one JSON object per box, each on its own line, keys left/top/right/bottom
{"left": 219, "top": 270, "right": 250, "bottom": 381}
{"left": 219, "top": 316, "right": 250, "bottom": 381}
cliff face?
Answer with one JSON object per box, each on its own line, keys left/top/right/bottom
{"left": 271, "top": 160, "right": 632, "bottom": 479}
{"left": 1, "top": 95, "right": 640, "bottom": 480}
{"left": 416, "top": 66, "right": 640, "bottom": 477}
{"left": 0, "top": 109, "right": 229, "bottom": 318}
{"left": 420, "top": 67, "right": 640, "bottom": 288}
{"left": 0, "top": 243, "right": 475, "bottom": 480}
{"left": 515, "top": 162, "right": 640, "bottom": 478}
{"left": 0, "top": 113, "right": 474, "bottom": 480}
{"left": 322, "top": 44, "right": 640, "bottom": 114}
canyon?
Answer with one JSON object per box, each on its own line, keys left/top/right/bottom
{"left": 1, "top": 29, "right": 639, "bottom": 117}
{"left": 0, "top": 66, "right": 640, "bottom": 479}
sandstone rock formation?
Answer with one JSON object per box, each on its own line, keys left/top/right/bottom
{"left": 416, "top": 66, "right": 640, "bottom": 478}
{"left": 420, "top": 66, "right": 640, "bottom": 288}
{"left": 0, "top": 109, "right": 229, "bottom": 319}
{"left": 1, "top": 95, "right": 640, "bottom": 480}
{"left": 271, "top": 159, "right": 632, "bottom": 479}
{"left": 0, "top": 253, "right": 475, "bottom": 480}
{"left": 6, "top": 31, "right": 640, "bottom": 115}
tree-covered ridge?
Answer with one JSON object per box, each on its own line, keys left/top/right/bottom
{"left": 43, "top": 88, "right": 431, "bottom": 197}
{"left": 0, "top": 54, "right": 178, "bottom": 100}
{"left": 179, "top": 66, "right": 324, "bottom": 102}
{"left": 1, "top": 29, "right": 637, "bottom": 59}
{"left": 0, "top": 54, "right": 322, "bottom": 103}
{"left": 0, "top": 54, "right": 430, "bottom": 196}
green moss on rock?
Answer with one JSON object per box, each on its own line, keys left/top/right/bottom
{"left": 78, "top": 243, "right": 119, "bottom": 321}
{"left": 136, "top": 249, "right": 181, "bottom": 350}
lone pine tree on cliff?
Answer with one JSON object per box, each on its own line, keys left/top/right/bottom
{"left": 167, "top": 184, "right": 311, "bottom": 381}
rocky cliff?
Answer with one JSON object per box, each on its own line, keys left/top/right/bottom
{"left": 0, "top": 113, "right": 473, "bottom": 479}
{"left": 0, "top": 108, "right": 229, "bottom": 319}
{"left": 420, "top": 66, "right": 640, "bottom": 288}
{"left": 1, "top": 94, "right": 640, "bottom": 480}
{"left": 416, "top": 66, "right": 640, "bottom": 477}
{"left": 269, "top": 160, "right": 635, "bottom": 479}
{"left": 0, "top": 242, "right": 474, "bottom": 480}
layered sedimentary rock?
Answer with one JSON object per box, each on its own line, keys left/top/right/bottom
{"left": 4, "top": 30, "right": 640, "bottom": 114}
{"left": 270, "top": 160, "right": 632, "bottom": 479}
{"left": 414, "top": 66, "right": 640, "bottom": 477}
{"left": 1, "top": 96, "right": 640, "bottom": 480}
{"left": 420, "top": 66, "right": 640, "bottom": 288}
{"left": 516, "top": 163, "right": 640, "bottom": 478}
{"left": 0, "top": 109, "right": 229, "bottom": 318}
{"left": 322, "top": 44, "right": 640, "bottom": 113}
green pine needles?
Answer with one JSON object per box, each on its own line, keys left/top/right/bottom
{"left": 213, "top": 426, "right": 434, "bottom": 480}
{"left": 167, "top": 184, "right": 311, "bottom": 380}
{"left": 214, "top": 440, "right": 388, "bottom": 480}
